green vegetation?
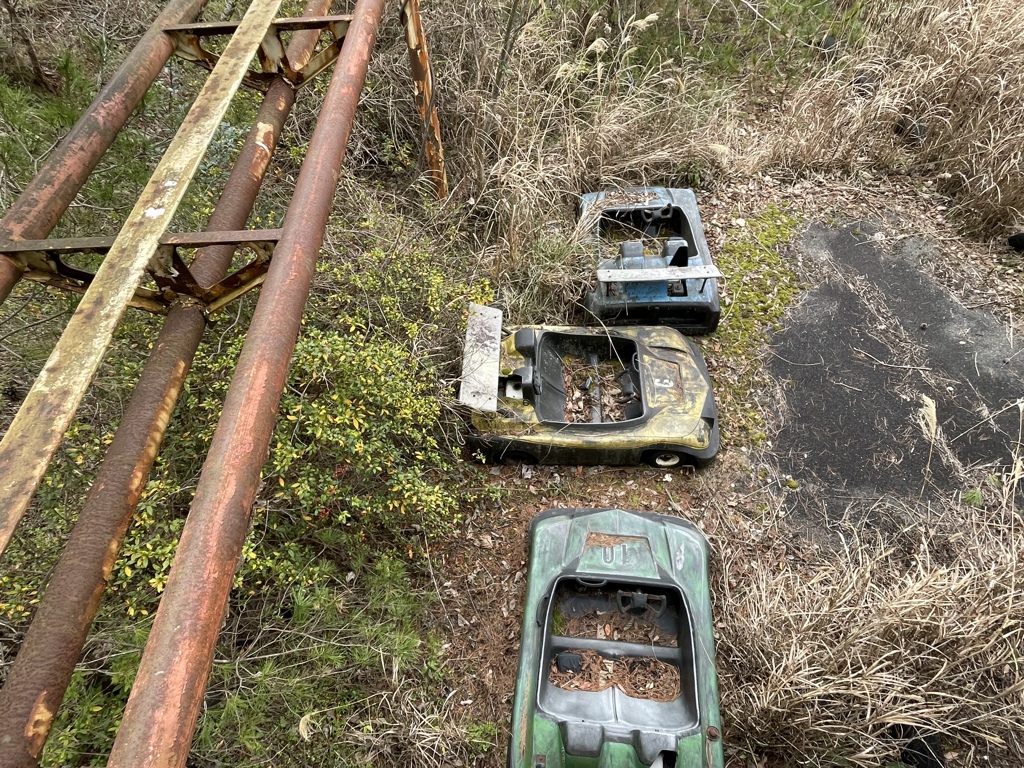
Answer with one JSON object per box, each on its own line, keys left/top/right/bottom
{"left": 1, "top": 27, "right": 493, "bottom": 767}
{"left": 703, "top": 206, "right": 802, "bottom": 445}
{"left": 2, "top": 0, "right": 1023, "bottom": 766}
{"left": 961, "top": 487, "right": 984, "bottom": 508}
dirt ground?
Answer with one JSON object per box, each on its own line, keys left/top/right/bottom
{"left": 433, "top": 176, "right": 1024, "bottom": 767}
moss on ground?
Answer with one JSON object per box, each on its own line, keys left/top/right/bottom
{"left": 701, "top": 205, "right": 802, "bottom": 446}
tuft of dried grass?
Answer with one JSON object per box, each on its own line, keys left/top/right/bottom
{"left": 333, "top": 686, "right": 489, "bottom": 765}
{"left": 771, "top": 0, "right": 1024, "bottom": 234}
{"left": 709, "top": 489, "right": 1024, "bottom": 766}
{"left": 0, "top": 0, "right": 164, "bottom": 64}
{"left": 352, "top": 4, "right": 743, "bottom": 323}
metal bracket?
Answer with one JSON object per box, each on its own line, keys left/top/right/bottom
{"left": 165, "top": 15, "right": 352, "bottom": 88}
{"left": 597, "top": 264, "right": 723, "bottom": 293}
{"left": 0, "top": 229, "right": 282, "bottom": 315}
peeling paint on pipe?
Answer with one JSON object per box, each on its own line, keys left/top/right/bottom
{"left": 401, "top": 0, "right": 448, "bottom": 199}
{"left": 0, "top": 3, "right": 330, "bottom": 765}
{"left": 106, "top": 0, "right": 385, "bottom": 764}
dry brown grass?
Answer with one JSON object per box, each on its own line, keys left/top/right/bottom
{"left": 329, "top": 685, "right": 490, "bottom": 765}
{"left": 354, "top": 5, "right": 743, "bottom": 324}
{"left": 709, "top": 460, "right": 1024, "bottom": 766}
{"left": 771, "top": 0, "right": 1024, "bottom": 234}
{"left": 5, "top": 0, "right": 1024, "bottom": 765}
{"left": 355, "top": 4, "right": 1024, "bottom": 763}
{"left": 0, "top": 0, "right": 163, "bottom": 65}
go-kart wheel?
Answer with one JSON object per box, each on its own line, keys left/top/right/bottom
{"left": 644, "top": 450, "right": 691, "bottom": 469}
{"left": 497, "top": 450, "right": 537, "bottom": 465}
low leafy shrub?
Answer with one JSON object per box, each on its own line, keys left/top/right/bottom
{"left": 268, "top": 327, "right": 462, "bottom": 538}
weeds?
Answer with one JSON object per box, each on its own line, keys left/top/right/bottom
{"left": 713, "top": 497, "right": 1024, "bottom": 765}
{"left": 773, "top": 0, "right": 1024, "bottom": 234}
{"left": 3, "top": 0, "right": 1024, "bottom": 766}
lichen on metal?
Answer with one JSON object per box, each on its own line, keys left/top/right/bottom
{"left": 0, "top": 0, "right": 284, "bottom": 558}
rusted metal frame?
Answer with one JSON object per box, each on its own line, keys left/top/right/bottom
{"left": 17, "top": 274, "right": 169, "bottom": 314}
{"left": 400, "top": 0, "right": 449, "bottom": 199}
{"left": 17, "top": 251, "right": 275, "bottom": 316}
{"left": 165, "top": 14, "right": 353, "bottom": 35}
{"left": 0, "top": 4, "right": 331, "bottom": 765}
{"left": 0, "top": 229, "right": 284, "bottom": 256}
{"left": 169, "top": 15, "right": 351, "bottom": 87}
{"left": 106, "top": 1, "right": 385, "bottom": 765}
{"left": 0, "top": 0, "right": 210, "bottom": 307}
{"left": 1, "top": 229, "right": 281, "bottom": 312}
{"left": 288, "top": 19, "right": 351, "bottom": 86}
{"left": 0, "top": 0, "right": 284, "bottom": 559}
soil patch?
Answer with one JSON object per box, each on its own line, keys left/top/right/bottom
{"left": 548, "top": 649, "right": 680, "bottom": 702}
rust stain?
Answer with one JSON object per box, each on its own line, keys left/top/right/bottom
{"left": 0, "top": 0, "right": 208, "bottom": 307}
{"left": 0, "top": 0, "right": 282, "bottom": 557}
{"left": 400, "top": 0, "right": 448, "bottom": 199}
{"left": 106, "top": 0, "right": 384, "bottom": 765}
{"left": 585, "top": 532, "right": 647, "bottom": 549}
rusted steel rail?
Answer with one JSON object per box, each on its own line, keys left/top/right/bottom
{"left": 0, "top": 3, "right": 330, "bottom": 764}
{"left": 0, "top": 0, "right": 209, "bottom": 306}
{"left": 401, "top": 0, "right": 448, "bottom": 198}
{"left": 0, "top": 0, "right": 449, "bottom": 763}
{"left": 166, "top": 14, "right": 353, "bottom": 87}
{"left": 104, "top": 0, "right": 386, "bottom": 764}
{"left": 0, "top": 0, "right": 283, "bottom": 557}
{"left": 2, "top": 230, "right": 282, "bottom": 313}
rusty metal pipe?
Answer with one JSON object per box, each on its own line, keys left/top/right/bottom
{"left": 400, "top": 0, "right": 448, "bottom": 199}
{"left": 0, "top": 0, "right": 282, "bottom": 560}
{"left": 0, "top": 4, "right": 330, "bottom": 766}
{"left": 0, "top": 258, "right": 20, "bottom": 306}
{"left": 0, "top": 0, "right": 209, "bottom": 306}
{"left": 106, "top": 1, "right": 384, "bottom": 765}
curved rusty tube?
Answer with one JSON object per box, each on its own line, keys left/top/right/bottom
{"left": 0, "top": 258, "right": 21, "bottom": 305}
{"left": 105, "top": 0, "right": 385, "bottom": 765}
{"left": 0, "top": 4, "right": 330, "bottom": 766}
{"left": 0, "top": 0, "right": 209, "bottom": 306}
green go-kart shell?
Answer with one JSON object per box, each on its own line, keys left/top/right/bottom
{"left": 509, "top": 508, "right": 724, "bottom": 768}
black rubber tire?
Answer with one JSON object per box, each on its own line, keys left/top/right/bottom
{"left": 496, "top": 450, "right": 537, "bottom": 465}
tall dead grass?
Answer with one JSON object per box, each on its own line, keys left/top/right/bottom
{"left": 0, "top": 0, "right": 164, "bottom": 65}
{"left": 355, "top": 4, "right": 741, "bottom": 323}
{"left": 772, "top": 0, "right": 1024, "bottom": 234}
{"left": 710, "top": 478, "right": 1024, "bottom": 765}
{"left": 355, "top": 7, "right": 1024, "bottom": 757}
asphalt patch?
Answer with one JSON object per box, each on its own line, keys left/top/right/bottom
{"left": 772, "top": 222, "right": 1024, "bottom": 531}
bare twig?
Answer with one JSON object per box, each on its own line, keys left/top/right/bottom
{"left": 853, "top": 347, "right": 931, "bottom": 372}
